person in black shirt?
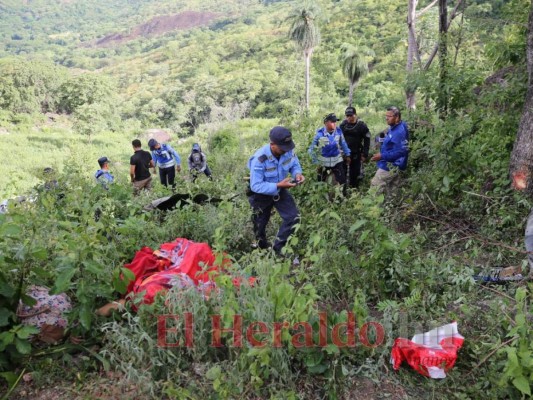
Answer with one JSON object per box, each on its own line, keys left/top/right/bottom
{"left": 340, "top": 107, "right": 371, "bottom": 188}
{"left": 130, "top": 139, "right": 155, "bottom": 196}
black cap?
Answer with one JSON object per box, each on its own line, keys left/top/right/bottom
{"left": 345, "top": 107, "right": 356, "bottom": 116}
{"left": 324, "top": 113, "right": 338, "bottom": 123}
{"left": 148, "top": 138, "right": 158, "bottom": 150}
{"left": 98, "top": 157, "right": 110, "bottom": 167}
{"left": 269, "top": 126, "right": 295, "bottom": 152}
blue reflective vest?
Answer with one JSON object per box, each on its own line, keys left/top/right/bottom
{"left": 151, "top": 143, "right": 181, "bottom": 169}
{"left": 95, "top": 169, "right": 114, "bottom": 189}
{"left": 308, "top": 127, "right": 351, "bottom": 167}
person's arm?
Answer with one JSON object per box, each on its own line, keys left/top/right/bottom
{"left": 289, "top": 154, "right": 305, "bottom": 184}
{"left": 130, "top": 164, "right": 136, "bottom": 182}
{"left": 362, "top": 123, "right": 371, "bottom": 159}
{"left": 167, "top": 145, "right": 181, "bottom": 167}
{"left": 151, "top": 151, "right": 158, "bottom": 170}
{"left": 289, "top": 153, "right": 303, "bottom": 177}
{"left": 200, "top": 153, "right": 207, "bottom": 172}
{"left": 308, "top": 131, "right": 321, "bottom": 164}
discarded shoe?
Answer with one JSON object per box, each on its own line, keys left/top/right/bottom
{"left": 473, "top": 266, "right": 523, "bottom": 283}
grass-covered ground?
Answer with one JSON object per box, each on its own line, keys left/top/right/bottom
{"left": 2, "top": 105, "right": 532, "bottom": 399}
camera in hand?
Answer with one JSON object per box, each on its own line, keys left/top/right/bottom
{"left": 290, "top": 179, "right": 299, "bottom": 185}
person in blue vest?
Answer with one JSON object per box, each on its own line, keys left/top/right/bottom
{"left": 148, "top": 138, "right": 181, "bottom": 190}
{"left": 95, "top": 157, "right": 114, "bottom": 190}
{"left": 308, "top": 113, "right": 351, "bottom": 185}
{"left": 370, "top": 106, "right": 409, "bottom": 194}
{"left": 247, "top": 126, "right": 305, "bottom": 255}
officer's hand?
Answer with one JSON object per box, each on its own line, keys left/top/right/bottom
{"left": 345, "top": 157, "right": 352, "bottom": 165}
{"left": 371, "top": 153, "right": 381, "bottom": 162}
{"left": 176, "top": 165, "right": 181, "bottom": 173}
{"left": 277, "top": 177, "right": 297, "bottom": 189}
{"left": 295, "top": 173, "right": 305, "bottom": 184}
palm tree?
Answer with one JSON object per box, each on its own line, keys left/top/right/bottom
{"left": 340, "top": 43, "right": 374, "bottom": 107}
{"left": 287, "top": 2, "right": 321, "bottom": 111}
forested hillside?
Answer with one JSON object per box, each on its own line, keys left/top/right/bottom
{"left": 1, "top": 0, "right": 532, "bottom": 399}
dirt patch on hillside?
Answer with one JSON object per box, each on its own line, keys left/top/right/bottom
{"left": 92, "top": 11, "right": 223, "bottom": 47}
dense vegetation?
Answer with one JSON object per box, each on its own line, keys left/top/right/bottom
{"left": 1, "top": 0, "right": 532, "bottom": 398}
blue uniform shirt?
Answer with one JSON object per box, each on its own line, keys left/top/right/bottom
{"left": 248, "top": 144, "right": 303, "bottom": 196}
{"left": 377, "top": 121, "right": 409, "bottom": 171}
{"left": 95, "top": 169, "right": 114, "bottom": 189}
{"left": 151, "top": 143, "right": 181, "bottom": 169}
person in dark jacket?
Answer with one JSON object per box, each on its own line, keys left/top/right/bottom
{"left": 340, "top": 107, "right": 371, "bottom": 188}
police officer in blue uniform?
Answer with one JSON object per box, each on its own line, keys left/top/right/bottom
{"left": 248, "top": 126, "right": 305, "bottom": 255}
{"left": 95, "top": 157, "right": 114, "bottom": 190}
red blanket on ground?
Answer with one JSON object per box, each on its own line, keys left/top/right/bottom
{"left": 124, "top": 238, "right": 236, "bottom": 304}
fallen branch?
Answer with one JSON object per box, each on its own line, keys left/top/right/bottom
{"left": 478, "top": 283, "right": 517, "bottom": 303}
{"left": 462, "top": 190, "right": 496, "bottom": 201}
{"left": 412, "top": 212, "right": 529, "bottom": 254}
{"left": 467, "top": 336, "right": 519, "bottom": 377}
{"left": 419, "top": 235, "right": 473, "bottom": 255}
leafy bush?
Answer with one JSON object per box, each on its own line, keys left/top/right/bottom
{"left": 209, "top": 129, "right": 240, "bottom": 152}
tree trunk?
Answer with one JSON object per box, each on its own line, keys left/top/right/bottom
{"left": 406, "top": 0, "right": 418, "bottom": 111}
{"left": 304, "top": 49, "right": 312, "bottom": 111}
{"left": 348, "top": 81, "right": 355, "bottom": 107}
{"left": 510, "top": 0, "right": 533, "bottom": 194}
{"left": 453, "top": 2, "right": 465, "bottom": 67}
{"left": 437, "top": 0, "right": 448, "bottom": 119}
{"left": 423, "top": 0, "right": 464, "bottom": 71}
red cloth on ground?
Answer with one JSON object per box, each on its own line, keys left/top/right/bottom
{"left": 123, "top": 247, "right": 171, "bottom": 293}
{"left": 390, "top": 322, "right": 464, "bottom": 379}
{"left": 123, "top": 239, "right": 235, "bottom": 305}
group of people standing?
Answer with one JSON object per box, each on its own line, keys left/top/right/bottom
{"left": 247, "top": 106, "right": 409, "bottom": 256}
{"left": 94, "top": 106, "right": 408, "bottom": 257}
{"left": 94, "top": 139, "right": 213, "bottom": 194}
{"left": 308, "top": 106, "right": 408, "bottom": 191}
